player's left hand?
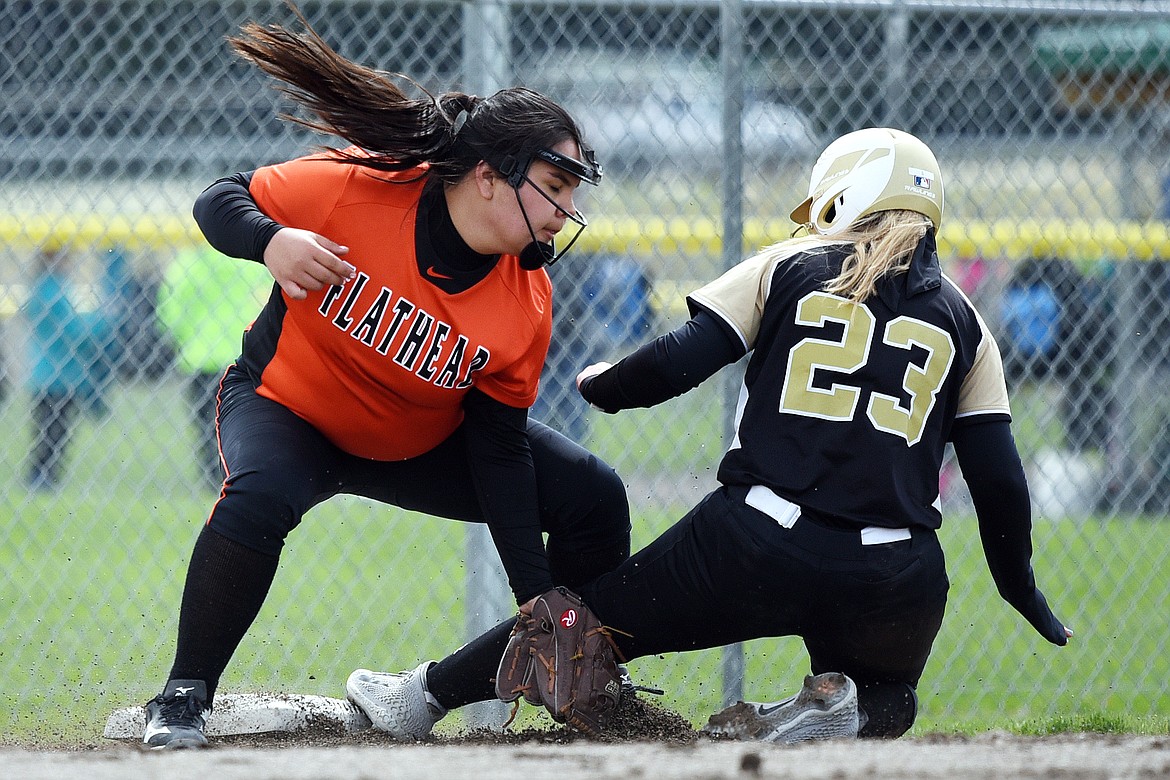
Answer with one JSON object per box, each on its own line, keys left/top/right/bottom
{"left": 1012, "top": 587, "right": 1072, "bottom": 646}
{"left": 496, "top": 587, "right": 625, "bottom": 737}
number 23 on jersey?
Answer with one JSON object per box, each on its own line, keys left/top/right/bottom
{"left": 778, "top": 291, "right": 955, "bottom": 446}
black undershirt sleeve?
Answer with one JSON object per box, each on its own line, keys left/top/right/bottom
{"left": 578, "top": 309, "right": 746, "bottom": 413}
{"left": 192, "top": 171, "right": 284, "bottom": 263}
{"left": 952, "top": 419, "right": 1068, "bottom": 645}
{"left": 460, "top": 388, "right": 552, "bottom": 604}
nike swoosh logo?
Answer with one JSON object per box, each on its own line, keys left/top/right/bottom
{"left": 425, "top": 266, "right": 454, "bottom": 280}
{"left": 757, "top": 697, "right": 797, "bottom": 716}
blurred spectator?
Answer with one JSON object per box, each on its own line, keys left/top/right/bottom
{"left": 999, "top": 257, "right": 1069, "bottom": 384}
{"left": 999, "top": 255, "right": 1111, "bottom": 453}
{"left": 22, "top": 241, "right": 123, "bottom": 491}
{"left": 0, "top": 300, "right": 11, "bottom": 404}
{"left": 156, "top": 245, "right": 272, "bottom": 487}
{"left": 1059, "top": 260, "right": 1112, "bottom": 453}
{"left": 946, "top": 254, "right": 1000, "bottom": 306}
{"left": 532, "top": 255, "right": 654, "bottom": 442}
{"left": 105, "top": 246, "right": 174, "bottom": 382}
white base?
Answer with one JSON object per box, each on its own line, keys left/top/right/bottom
{"left": 104, "top": 693, "right": 372, "bottom": 740}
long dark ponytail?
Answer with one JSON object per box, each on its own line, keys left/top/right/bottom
{"left": 230, "top": 1, "right": 589, "bottom": 185}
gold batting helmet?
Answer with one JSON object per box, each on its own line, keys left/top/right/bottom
{"left": 790, "top": 127, "right": 943, "bottom": 235}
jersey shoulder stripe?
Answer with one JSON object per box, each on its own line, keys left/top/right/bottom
{"left": 941, "top": 274, "right": 1011, "bottom": 420}
{"left": 687, "top": 238, "right": 836, "bottom": 351}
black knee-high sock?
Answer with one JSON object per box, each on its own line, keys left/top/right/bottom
{"left": 425, "top": 619, "right": 515, "bottom": 710}
{"left": 166, "top": 526, "right": 280, "bottom": 706}
{"left": 857, "top": 682, "right": 918, "bottom": 738}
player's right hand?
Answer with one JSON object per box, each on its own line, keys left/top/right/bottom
{"left": 263, "top": 227, "right": 356, "bottom": 300}
{"left": 576, "top": 362, "right": 614, "bottom": 412}
{"left": 575, "top": 362, "right": 613, "bottom": 391}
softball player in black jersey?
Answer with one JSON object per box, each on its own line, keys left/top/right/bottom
{"left": 347, "top": 128, "right": 1071, "bottom": 743}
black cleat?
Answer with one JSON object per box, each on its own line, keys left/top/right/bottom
{"left": 618, "top": 665, "right": 665, "bottom": 700}
{"left": 142, "top": 679, "right": 210, "bottom": 749}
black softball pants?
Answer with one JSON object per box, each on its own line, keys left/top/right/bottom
{"left": 29, "top": 391, "right": 78, "bottom": 488}
{"left": 209, "top": 364, "right": 630, "bottom": 565}
{"left": 579, "top": 484, "right": 949, "bottom": 737}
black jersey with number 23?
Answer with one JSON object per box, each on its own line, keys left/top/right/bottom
{"left": 687, "top": 241, "right": 1011, "bottom": 532}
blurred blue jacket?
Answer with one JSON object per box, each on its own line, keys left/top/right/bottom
{"left": 23, "top": 248, "right": 123, "bottom": 413}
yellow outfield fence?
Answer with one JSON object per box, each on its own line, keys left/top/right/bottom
{"left": 4, "top": 212, "right": 1170, "bottom": 262}
{"left": 0, "top": 213, "right": 205, "bottom": 254}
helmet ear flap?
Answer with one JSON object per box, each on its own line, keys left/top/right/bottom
{"left": 822, "top": 196, "right": 841, "bottom": 228}
{"left": 812, "top": 191, "right": 846, "bottom": 234}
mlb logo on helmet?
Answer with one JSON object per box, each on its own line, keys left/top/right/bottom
{"left": 910, "top": 167, "right": 933, "bottom": 189}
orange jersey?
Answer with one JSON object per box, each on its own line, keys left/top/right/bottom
{"left": 244, "top": 153, "right": 552, "bottom": 461}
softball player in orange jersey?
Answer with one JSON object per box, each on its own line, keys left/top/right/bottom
{"left": 142, "top": 5, "right": 628, "bottom": 749}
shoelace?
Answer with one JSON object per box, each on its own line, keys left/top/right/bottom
{"left": 154, "top": 693, "right": 206, "bottom": 726}
{"left": 622, "top": 680, "right": 666, "bottom": 697}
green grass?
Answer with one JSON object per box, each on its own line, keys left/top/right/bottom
{"left": 1, "top": 378, "right": 1168, "bottom": 746}
{"left": 1012, "top": 711, "right": 1167, "bottom": 736}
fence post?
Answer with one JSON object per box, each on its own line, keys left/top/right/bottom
{"left": 719, "top": 0, "right": 747, "bottom": 709}
{"left": 882, "top": 4, "right": 911, "bottom": 127}
{"left": 462, "top": 0, "right": 514, "bottom": 731}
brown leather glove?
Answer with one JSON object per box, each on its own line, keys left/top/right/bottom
{"left": 495, "top": 587, "right": 626, "bottom": 737}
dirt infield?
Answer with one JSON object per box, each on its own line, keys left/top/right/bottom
{"left": 3, "top": 732, "right": 1169, "bottom": 779}
{"left": 6, "top": 696, "right": 1168, "bottom": 778}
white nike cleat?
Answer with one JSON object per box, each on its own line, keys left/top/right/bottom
{"left": 701, "top": 672, "right": 859, "bottom": 744}
{"left": 346, "top": 661, "right": 446, "bottom": 740}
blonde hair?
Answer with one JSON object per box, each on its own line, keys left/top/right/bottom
{"left": 766, "top": 210, "right": 932, "bottom": 304}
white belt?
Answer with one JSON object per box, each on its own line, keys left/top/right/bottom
{"left": 744, "top": 485, "right": 911, "bottom": 545}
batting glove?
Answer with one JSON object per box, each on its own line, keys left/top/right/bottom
{"left": 575, "top": 362, "right": 612, "bottom": 391}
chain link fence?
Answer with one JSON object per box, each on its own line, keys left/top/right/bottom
{"left": 2, "top": 0, "right": 1169, "bottom": 741}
